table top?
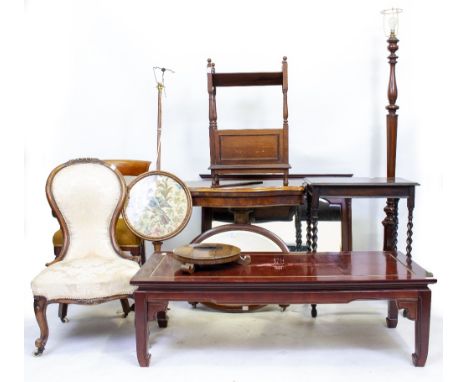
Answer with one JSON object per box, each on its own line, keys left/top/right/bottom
{"left": 187, "top": 179, "right": 306, "bottom": 193}
{"left": 131, "top": 251, "right": 435, "bottom": 287}
{"left": 305, "top": 177, "right": 419, "bottom": 186}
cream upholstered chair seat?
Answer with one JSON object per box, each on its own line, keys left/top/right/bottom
{"left": 31, "top": 256, "right": 139, "bottom": 301}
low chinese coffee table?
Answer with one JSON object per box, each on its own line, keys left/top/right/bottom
{"left": 130, "top": 251, "right": 436, "bottom": 367}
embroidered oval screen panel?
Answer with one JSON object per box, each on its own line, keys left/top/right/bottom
{"left": 123, "top": 171, "right": 192, "bottom": 241}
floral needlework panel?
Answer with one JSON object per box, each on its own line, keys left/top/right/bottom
{"left": 126, "top": 175, "right": 189, "bottom": 238}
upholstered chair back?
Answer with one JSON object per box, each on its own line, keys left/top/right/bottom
{"left": 48, "top": 159, "right": 126, "bottom": 262}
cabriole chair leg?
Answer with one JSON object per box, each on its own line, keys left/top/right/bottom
{"left": 33, "top": 296, "right": 49, "bottom": 356}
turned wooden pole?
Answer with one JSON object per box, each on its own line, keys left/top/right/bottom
{"left": 386, "top": 34, "right": 399, "bottom": 179}
{"left": 152, "top": 241, "right": 163, "bottom": 253}
{"left": 383, "top": 33, "right": 400, "bottom": 252}
{"left": 156, "top": 82, "right": 163, "bottom": 171}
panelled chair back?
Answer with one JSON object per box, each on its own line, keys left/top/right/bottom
{"left": 31, "top": 159, "right": 140, "bottom": 356}
{"left": 207, "top": 57, "right": 291, "bottom": 186}
{"left": 190, "top": 224, "right": 289, "bottom": 312}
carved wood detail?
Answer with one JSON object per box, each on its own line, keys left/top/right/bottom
{"left": 295, "top": 206, "right": 302, "bottom": 251}
{"left": 33, "top": 296, "right": 49, "bottom": 356}
{"left": 396, "top": 299, "right": 418, "bottom": 321}
{"left": 147, "top": 302, "right": 168, "bottom": 321}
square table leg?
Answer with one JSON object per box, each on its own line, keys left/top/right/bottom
{"left": 135, "top": 292, "right": 151, "bottom": 367}
{"left": 413, "top": 289, "right": 431, "bottom": 366}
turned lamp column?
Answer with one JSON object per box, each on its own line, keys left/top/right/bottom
{"left": 381, "top": 8, "right": 405, "bottom": 329}
{"left": 381, "top": 9, "right": 402, "bottom": 253}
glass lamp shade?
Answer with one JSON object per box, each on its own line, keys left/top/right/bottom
{"left": 381, "top": 8, "right": 403, "bottom": 37}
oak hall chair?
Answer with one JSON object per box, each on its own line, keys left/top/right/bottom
{"left": 207, "top": 57, "right": 291, "bottom": 186}
{"left": 31, "top": 159, "right": 140, "bottom": 356}
{"left": 189, "top": 224, "right": 290, "bottom": 312}
{"left": 52, "top": 159, "right": 150, "bottom": 322}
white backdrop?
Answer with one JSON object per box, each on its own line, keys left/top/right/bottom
{"left": 19, "top": 0, "right": 468, "bottom": 379}
{"left": 24, "top": 0, "right": 444, "bottom": 285}
{"left": 23, "top": 0, "right": 453, "bottom": 337}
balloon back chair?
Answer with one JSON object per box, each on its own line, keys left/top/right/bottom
{"left": 52, "top": 159, "right": 150, "bottom": 260}
{"left": 51, "top": 159, "right": 150, "bottom": 322}
{"left": 31, "top": 158, "right": 141, "bottom": 356}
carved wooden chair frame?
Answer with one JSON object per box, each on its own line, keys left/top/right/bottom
{"left": 33, "top": 158, "right": 140, "bottom": 356}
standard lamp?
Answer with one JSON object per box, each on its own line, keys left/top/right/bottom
{"left": 381, "top": 7, "right": 404, "bottom": 330}
{"left": 381, "top": 8, "right": 403, "bottom": 252}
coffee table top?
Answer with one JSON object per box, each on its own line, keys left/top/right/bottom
{"left": 131, "top": 251, "right": 435, "bottom": 287}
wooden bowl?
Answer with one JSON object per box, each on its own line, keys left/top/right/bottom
{"left": 171, "top": 243, "right": 250, "bottom": 273}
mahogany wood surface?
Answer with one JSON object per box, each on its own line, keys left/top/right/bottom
{"left": 207, "top": 58, "right": 290, "bottom": 185}
{"left": 190, "top": 224, "right": 290, "bottom": 312}
{"left": 199, "top": 173, "right": 354, "bottom": 180}
{"left": 132, "top": 251, "right": 432, "bottom": 285}
{"left": 189, "top": 178, "right": 353, "bottom": 251}
{"left": 103, "top": 159, "right": 151, "bottom": 176}
{"left": 212, "top": 72, "right": 283, "bottom": 87}
{"left": 306, "top": 177, "right": 418, "bottom": 329}
{"left": 188, "top": 179, "right": 304, "bottom": 208}
{"left": 131, "top": 251, "right": 436, "bottom": 367}
{"left": 384, "top": 35, "right": 402, "bottom": 325}
{"left": 305, "top": 177, "right": 417, "bottom": 256}
{"left": 196, "top": 174, "right": 353, "bottom": 251}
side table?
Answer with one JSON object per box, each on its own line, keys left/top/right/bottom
{"left": 305, "top": 177, "right": 418, "bottom": 255}
{"left": 305, "top": 177, "right": 420, "bottom": 327}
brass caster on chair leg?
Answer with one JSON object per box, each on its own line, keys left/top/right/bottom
{"left": 189, "top": 302, "right": 198, "bottom": 309}
{"left": 33, "top": 347, "right": 45, "bottom": 357}
{"left": 311, "top": 304, "right": 318, "bottom": 318}
{"left": 403, "top": 308, "right": 408, "bottom": 318}
{"left": 60, "top": 317, "right": 69, "bottom": 323}
{"left": 279, "top": 304, "right": 289, "bottom": 312}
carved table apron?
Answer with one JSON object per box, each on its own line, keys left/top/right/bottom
{"left": 130, "top": 251, "right": 436, "bottom": 367}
